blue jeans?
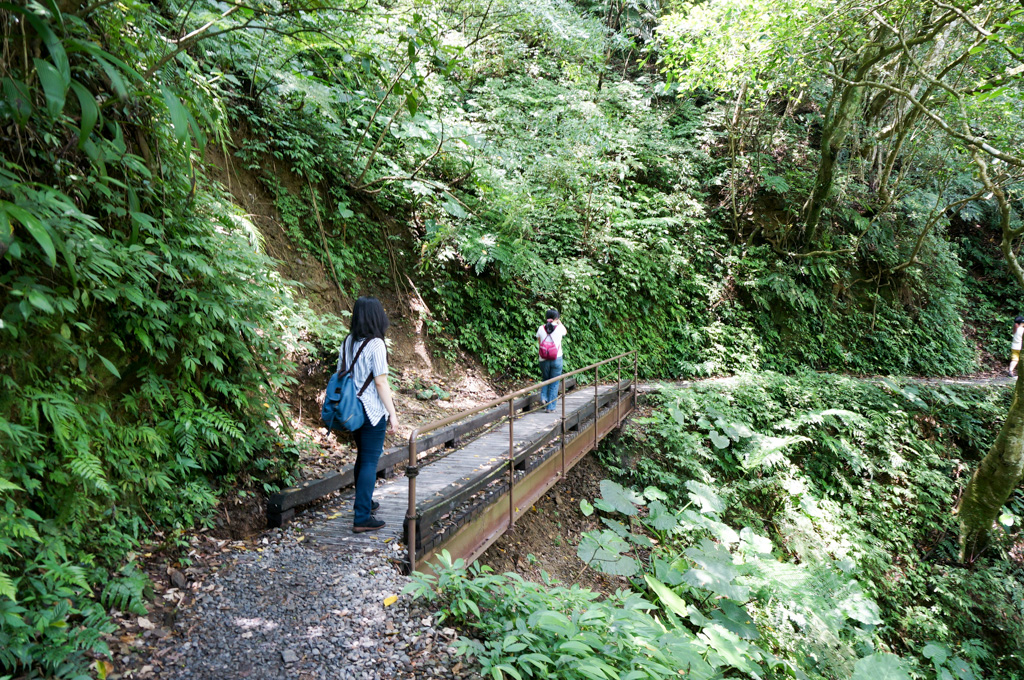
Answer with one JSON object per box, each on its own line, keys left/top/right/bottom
{"left": 540, "top": 357, "right": 563, "bottom": 411}
{"left": 352, "top": 405, "right": 387, "bottom": 525}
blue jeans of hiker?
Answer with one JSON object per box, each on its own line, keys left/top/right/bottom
{"left": 540, "top": 357, "right": 563, "bottom": 412}
{"left": 353, "top": 405, "right": 388, "bottom": 526}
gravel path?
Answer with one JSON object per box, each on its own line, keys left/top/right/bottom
{"left": 147, "top": 525, "right": 480, "bottom": 680}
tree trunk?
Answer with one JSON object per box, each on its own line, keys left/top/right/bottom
{"left": 805, "top": 81, "right": 864, "bottom": 243}
{"left": 957, "top": 375, "right": 1024, "bottom": 561}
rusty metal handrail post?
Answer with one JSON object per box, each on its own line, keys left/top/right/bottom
{"left": 594, "top": 363, "right": 599, "bottom": 451}
{"left": 634, "top": 351, "right": 638, "bottom": 404}
{"left": 616, "top": 357, "right": 622, "bottom": 425}
{"left": 407, "top": 438, "right": 419, "bottom": 573}
{"left": 508, "top": 400, "right": 515, "bottom": 529}
{"left": 560, "top": 377, "right": 566, "bottom": 478}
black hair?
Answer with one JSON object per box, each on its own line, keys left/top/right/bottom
{"left": 349, "top": 296, "right": 390, "bottom": 342}
{"left": 545, "top": 308, "right": 559, "bottom": 335}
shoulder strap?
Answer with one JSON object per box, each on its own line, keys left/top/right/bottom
{"left": 357, "top": 373, "right": 375, "bottom": 397}
{"left": 337, "top": 337, "right": 372, "bottom": 376}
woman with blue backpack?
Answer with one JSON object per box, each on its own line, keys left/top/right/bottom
{"left": 338, "top": 297, "right": 399, "bottom": 533}
{"left": 537, "top": 309, "right": 567, "bottom": 412}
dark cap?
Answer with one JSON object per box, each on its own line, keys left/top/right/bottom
{"left": 1015, "top": 315, "right": 1024, "bottom": 323}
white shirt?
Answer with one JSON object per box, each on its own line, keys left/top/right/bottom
{"left": 337, "top": 336, "right": 389, "bottom": 426}
{"left": 1013, "top": 325, "right": 1024, "bottom": 351}
{"left": 536, "top": 323, "right": 567, "bottom": 359}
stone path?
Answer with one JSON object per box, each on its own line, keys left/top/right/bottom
{"left": 152, "top": 510, "right": 478, "bottom": 680}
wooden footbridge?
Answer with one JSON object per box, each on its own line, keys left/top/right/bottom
{"left": 268, "top": 351, "right": 637, "bottom": 573}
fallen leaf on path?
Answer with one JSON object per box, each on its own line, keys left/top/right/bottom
{"left": 383, "top": 595, "right": 398, "bottom": 607}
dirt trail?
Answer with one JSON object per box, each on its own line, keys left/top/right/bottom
{"left": 638, "top": 373, "right": 1016, "bottom": 392}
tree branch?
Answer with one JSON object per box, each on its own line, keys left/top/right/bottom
{"left": 831, "top": 74, "right": 1024, "bottom": 167}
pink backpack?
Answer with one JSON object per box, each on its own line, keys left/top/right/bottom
{"left": 539, "top": 331, "right": 558, "bottom": 360}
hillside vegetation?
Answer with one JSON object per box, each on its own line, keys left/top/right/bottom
{"left": 1, "top": 0, "right": 1023, "bottom": 676}
{"left": 414, "top": 375, "right": 1024, "bottom": 679}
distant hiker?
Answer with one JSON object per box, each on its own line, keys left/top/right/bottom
{"left": 537, "top": 309, "right": 567, "bottom": 412}
{"left": 1011, "top": 315, "right": 1024, "bottom": 377}
{"left": 341, "top": 297, "right": 400, "bottom": 533}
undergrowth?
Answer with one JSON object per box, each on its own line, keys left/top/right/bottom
{"left": 410, "top": 375, "right": 1024, "bottom": 679}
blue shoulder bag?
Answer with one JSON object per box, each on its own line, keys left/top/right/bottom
{"left": 321, "top": 338, "right": 375, "bottom": 432}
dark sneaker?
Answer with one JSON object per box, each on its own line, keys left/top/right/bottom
{"left": 353, "top": 518, "right": 385, "bottom": 533}
{"left": 372, "top": 500, "right": 380, "bottom": 511}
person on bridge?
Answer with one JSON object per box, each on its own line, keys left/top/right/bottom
{"left": 343, "top": 297, "right": 400, "bottom": 533}
{"left": 537, "top": 309, "right": 567, "bottom": 412}
{"left": 1011, "top": 315, "right": 1024, "bottom": 377}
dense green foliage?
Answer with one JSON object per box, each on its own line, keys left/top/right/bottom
{"left": 2, "top": 0, "right": 1023, "bottom": 675}
{"left": 178, "top": 0, "right": 1018, "bottom": 379}
{"left": 412, "top": 375, "right": 1023, "bottom": 679}
{"left": 0, "top": 3, "right": 324, "bottom": 675}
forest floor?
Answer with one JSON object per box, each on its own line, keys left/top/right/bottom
{"left": 112, "top": 370, "right": 1014, "bottom": 680}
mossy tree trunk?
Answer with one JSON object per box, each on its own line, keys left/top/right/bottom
{"left": 958, "top": 379, "right": 1024, "bottom": 562}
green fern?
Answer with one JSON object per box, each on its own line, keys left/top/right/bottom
{"left": 100, "top": 567, "right": 151, "bottom": 616}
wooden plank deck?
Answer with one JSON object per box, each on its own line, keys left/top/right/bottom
{"left": 307, "top": 384, "right": 625, "bottom": 556}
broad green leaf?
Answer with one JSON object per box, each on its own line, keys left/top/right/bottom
{"left": 34, "top": 58, "right": 67, "bottom": 118}
{"left": 654, "top": 556, "right": 686, "bottom": 586}
{"left": 852, "top": 653, "right": 911, "bottom": 680}
{"left": 528, "top": 610, "right": 574, "bottom": 636}
{"left": 579, "top": 499, "right": 594, "bottom": 516}
{"left": 702, "top": 627, "right": 763, "bottom": 675}
{"left": 646, "top": 500, "right": 679, "bottom": 532}
{"left": 923, "top": 642, "right": 949, "bottom": 666}
{"left": 683, "top": 539, "right": 748, "bottom": 600}
{"left": 70, "top": 81, "right": 99, "bottom": 146}
{"left": 643, "top": 486, "right": 669, "bottom": 501}
{"left": 97, "top": 355, "right": 121, "bottom": 379}
{"left": 685, "top": 480, "right": 724, "bottom": 514}
{"left": 577, "top": 530, "right": 639, "bottom": 576}
{"left": 738, "top": 527, "right": 772, "bottom": 554}
{"left": 19, "top": 9, "right": 69, "bottom": 84}
{"left": 599, "top": 479, "right": 643, "bottom": 515}
{"left": 559, "top": 640, "right": 593, "bottom": 655}
{"left": 494, "top": 664, "right": 522, "bottom": 680}
{"left": 948, "top": 656, "right": 975, "bottom": 680}
{"left": 645, "top": 574, "right": 689, "bottom": 618}
{"left": 4, "top": 204, "right": 56, "bottom": 266}
{"left": 2, "top": 76, "right": 32, "bottom": 125}
{"left": 161, "top": 84, "right": 191, "bottom": 146}
{"left": 27, "top": 289, "right": 54, "bottom": 314}
{"left": 838, "top": 582, "right": 883, "bottom": 625}
{"left": 709, "top": 430, "right": 730, "bottom": 449}
{"left": 709, "top": 599, "right": 760, "bottom": 640}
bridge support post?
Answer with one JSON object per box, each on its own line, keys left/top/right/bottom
{"left": 407, "top": 440, "right": 419, "bottom": 573}
{"left": 594, "top": 364, "right": 599, "bottom": 452}
{"left": 560, "top": 378, "right": 566, "bottom": 479}
{"left": 508, "top": 400, "right": 515, "bottom": 529}
{"left": 617, "top": 357, "right": 622, "bottom": 426}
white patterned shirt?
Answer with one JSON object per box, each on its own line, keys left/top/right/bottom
{"left": 337, "top": 336, "right": 389, "bottom": 426}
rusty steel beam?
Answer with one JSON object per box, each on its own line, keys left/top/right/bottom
{"left": 415, "top": 390, "right": 635, "bottom": 575}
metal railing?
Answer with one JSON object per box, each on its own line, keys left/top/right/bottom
{"left": 405, "top": 350, "right": 638, "bottom": 571}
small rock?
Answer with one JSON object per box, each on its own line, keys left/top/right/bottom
{"left": 282, "top": 649, "right": 300, "bottom": 664}
{"left": 168, "top": 567, "right": 187, "bottom": 589}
